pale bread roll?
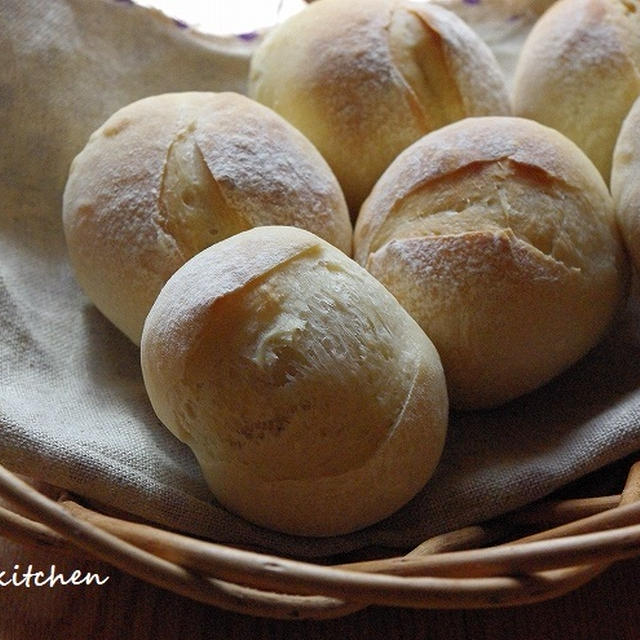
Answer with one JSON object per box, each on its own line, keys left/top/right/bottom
{"left": 354, "top": 117, "right": 628, "bottom": 410}
{"left": 512, "top": 0, "right": 640, "bottom": 182}
{"left": 140, "top": 226, "right": 448, "bottom": 537}
{"left": 612, "top": 95, "right": 640, "bottom": 273}
{"left": 62, "top": 92, "right": 352, "bottom": 345}
{"left": 248, "top": 0, "right": 510, "bottom": 214}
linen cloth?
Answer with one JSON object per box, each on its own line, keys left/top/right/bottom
{"left": 1, "top": 0, "right": 639, "bottom": 558}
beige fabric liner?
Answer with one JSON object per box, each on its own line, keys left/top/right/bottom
{"left": 2, "top": 0, "right": 639, "bottom": 558}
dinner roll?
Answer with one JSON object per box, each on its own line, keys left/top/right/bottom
{"left": 612, "top": 96, "right": 640, "bottom": 273}
{"left": 512, "top": 0, "right": 640, "bottom": 182}
{"left": 248, "top": 0, "right": 510, "bottom": 214}
{"left": 62, "top": 92, "right": 351, "bottom": 345}
{"left": 354, "top": 117, "right": 628, "bottom": 410}
{"left": 140, "top": 226, "right": 448, "bottom": 537}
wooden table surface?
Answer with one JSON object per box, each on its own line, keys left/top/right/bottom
{"left": 0, "top": 533, "right": 638, "bottom": 640}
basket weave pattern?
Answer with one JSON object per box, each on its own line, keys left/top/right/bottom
{"left": 0, "top": 458, "right": 639, "bottom": 620}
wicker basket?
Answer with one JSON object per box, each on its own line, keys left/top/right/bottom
{"left": 1, "top": 457, "right": 639, "bottom": 620}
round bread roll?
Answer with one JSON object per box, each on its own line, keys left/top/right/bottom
{"left": 62, "top": 92, "right": 352, "bottom": 345}
{"left": 140, "top": 226, "right": 448, "bottom": 537}
{"left": 248, "top": 0, "right": 510, "bottom": 214}
{"left": 612, "top": 96, "right": 640, "bottom": 273}
{"left": 354, "top": 116, "right": 628, "bottom": 410}
{"left": 512, "top": 0, "right": 640, "bottom": 182}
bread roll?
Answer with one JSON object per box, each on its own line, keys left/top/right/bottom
{"left": 248, "top": 0, "right": 510, "bottom": 214}
{"left": 612, "top": 95, "right": 640, "bottom": 273}
{"left": 62, "top": 92, "right": 351, "bottom": 345}
{"left": 140, "top": 226, "right": 448, "bottom": 537}
{"left": 512, "top": 0, "right": 640, "bottom": 182}
{"left": 354, "top": 117, "right": 628, "bottom": 410}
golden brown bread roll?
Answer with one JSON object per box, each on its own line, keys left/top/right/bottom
{"left": 140, "top": 226, "right": 448, "bottom": 537}
{"left": 62, "top": 92, "right": 352, "bottom": 345}
{"left": 354, "top": 116, "right": 628, "bottom": 410}
{"left": 612, "top": 96, "right": 640, "bottom": 273}
{"left": 248, "top": 0, "right": 510, "bottom": 214}
{"left": 512, "top": 0, "right": 640, "bottom": 182}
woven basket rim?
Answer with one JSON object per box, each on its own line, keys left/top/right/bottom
{"left": 0, "top": 458, "right": 639, "bottom": 620}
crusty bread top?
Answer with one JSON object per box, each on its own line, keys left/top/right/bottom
{"left": 354, "top": 116, "right": 613, "bottom": 265}
{"left": 612, "top": 95, "right": 640, "bottom": 210}
{"left": 512, "top": 0, "right": 640, "bottom": 181}
{"left": 65, "top": 91, "right": 351, "bottom": 255}
{"left": 63, "top": 91, "right": 352, "bottom": 344}
{"left": 249, "top": 0, "right": 510, "bottom": 212}
{"left": 612, "top": 95, "right": 640, "bottom": 270}
{"left": 140, "top": 225, "right": 323, "bottom": 365}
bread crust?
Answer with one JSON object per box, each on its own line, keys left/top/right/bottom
{"left": 141, "top": 226, "right": 448, "bottom": 536}
{"left": 248, "top": 0, "right": 510, "bottom": 214}
{"left": 513, "top": 0, "right": 640, "bottom": 182}
{"left": 354, "top": 116, "right": 628, "bottom": 409}
{"left": 62, "top": 92, "right": 352, "bottom": 344}
{"left": 612, "top": 96, "right": 640, "bottom": 273}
